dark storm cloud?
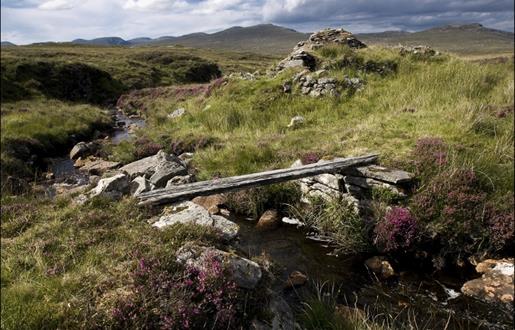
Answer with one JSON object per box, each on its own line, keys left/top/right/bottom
{"left": 263, "top": 0, "right": 514, "bottom": 32}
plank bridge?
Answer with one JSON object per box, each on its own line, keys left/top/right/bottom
{"left": 137, "top": 154, "right": 379, "bottom": 206}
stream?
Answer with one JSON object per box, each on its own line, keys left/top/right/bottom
{"left": 233, "top": 217, "right": 513, "bottom": 329}
{"left": 44, "top": 110, "right": 511, "bottom": 329}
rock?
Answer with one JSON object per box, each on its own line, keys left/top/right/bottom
{"left": 44, "top": 172, "right": 55, "bottom": 180}
{"left": 275, "top": 50, "right": 317, "bottom": 72}
{"left": 153, "top": 201, "right": 239, "bottom": 240}
{"left": 365, "top": 256, "right": 395, "bottom": 279}
{"left": 192, "top": 194, "right": 226, "bottom": 215}
{"left": 344, "top": 165, "right": 414, "bottom": 185}
{"left": 398, "top": 45, "right": 439, "bottom": 57}
{"left": 344, "top": 175, "right": 406, "bottom": 197}
{"left": 120, "top": 150, "right": 187, "bottom": 187}
{"left": 285, "top": 271, "right": 308, "bottom": 288}
{"left": 79, "top": 159, "right": 120, "bottom": 175}
{"left": 287, "top": 116, "right": 305, "bottom": 128}
{"left": 256, "top": 210, "right": 280, "bottom": 230}
{"left": 176, "top": 244, "right": 261, "bottom": 289}
{"left": 89, "top": 173, "right": 130, "bottom": 200}
{"left": 167, "top": 107, "right": 186, "bottom": 119}
{"left": 130, "top": 176, "right": 151, "bottom": 196}
{"left": 461, "top": 258, "right": 514, "bottom": 308}
{"left": 149, "top": 157, "right": 188, "bottom": 188}
{"left": 69, "top": 142, "right": 90, "bottom": 160}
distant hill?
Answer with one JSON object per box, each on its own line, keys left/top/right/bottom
{"left": 72, "top": 37, "right": 131, "bottom": 46}
{"left": 66, "top": 23, "right": 513, "bottom": 56}
{"left": 1, "top": 41, "right": 17, "bottom": 47}
{"left": 148, "top": 24, "right": 310, "bottom": 55}
{"left": 357, "top": 23, "right": 514, "bottom": 55}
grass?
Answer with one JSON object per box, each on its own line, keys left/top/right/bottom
{"left": 115, "top": 46, "right": 513, "bottom": 195}
{"left": 0, "top": 194, "right": 223, "bottom": 329}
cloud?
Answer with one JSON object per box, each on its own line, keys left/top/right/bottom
{"left": 1, "top": 0, "right": 513, "bottom": 44}
{"left": 39, "top": 0, "right": 82, "bottom": 10}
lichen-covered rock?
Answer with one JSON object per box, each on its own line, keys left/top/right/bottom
{"left": 89, "top": 173, "right": 130, "bottom": 200}
{"left": 69, "top": 141, "right": 98, "bottom": 160}
{"left": 344, "top": 165, "right": 414, "bottom": 185}
{"left": 461, "top": 258, "right": 514, "bottom": 309}
{"left": 153, "top": 201, "right": 239, "bottom": 240}
{"left": 119, "top": 150, "right": 186, "bottom": 180}
{"left": 176, "top": 244, "right": 262, "bottom": 289}
{"left": 287, "top": 115, "right": 305, "bottom": 128}
{"left": 167, "top": 107, "right": 186, "bottom": 119}
{"left": 165, "top": 175, "right": 194, "bottom": 188}
{"left": 398, "top": 45, "right": 439, "bottom": 57}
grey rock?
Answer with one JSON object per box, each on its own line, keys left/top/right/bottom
{"left": 120, "top": 150, "right": 187, "bottom": 182}
{"left": 153, "top": 201, "right": 239, "bottom": 240}
{"left": 89, "top": 173, "right": 129, "bottom": 199}
{"left": 130, "top": 176, "right": 151, "bottom": 196}
{"left": 70, "top": 142, "right": 90, "bottom": 160}
{"left": 176, "top": 244, "right": 262, "bottom": 289}
{"left": 344, "top": 165, "right": 414, "bottom": 185}
{"left": 344, "top": 175, "right": 406, "bottom": 197}
{"left": 287, "top": 116, "right": 305, "bottom": 128}
{"left": 149, "top": 158, "right": 188, "bottom": 188}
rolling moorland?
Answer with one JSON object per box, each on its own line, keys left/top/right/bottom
{"left": 1, "top": 26, "right": 514, "bottom": 329}
{"left": 3, "top": 23, "right": 514, "bottom": 57}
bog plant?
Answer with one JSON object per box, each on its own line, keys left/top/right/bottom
{"left": 374, "top": 207, "right": 418, "bottom": 252}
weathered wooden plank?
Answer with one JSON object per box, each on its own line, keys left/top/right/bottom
{"left": 138, "top": 154, "right": 379, "bottom": 206}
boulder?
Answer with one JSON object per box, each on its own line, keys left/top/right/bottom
{"left": 192, "top": 194, "right": 226, "bottom": 215}
{"left": 89, "top": 173, "right": 130, "bottom": 200}
{"left": 344, "top": 175, "right": 406, "bottom": 197}
{"left": 165, "top": 175, "right": 194, "bottom": 188}
{"left": 130, "top": 176, "right": 151, "bottom": 196}
{"left": 285, "top": 270, "right": 308, "bottom": 288}
{"left": 256, "top": 210, "right": 280, "bottom": 230}
{"left": 149, "top": 158, "right": 188, "bottom": 188}
{"left": 461, "top": 258, "right": 514, "bottom": 308}
{"left": 119, "top": 150, "right": 187, "bottom": 183}
{"left": 79, "top": 159, "right": 120, "bottom": 175}
{"left": 365, "top": 256, "right": 395, "bottom": 279}
{"left": 70, "top": 142, "right": 89, "bottom": 160}
{"left": 176, "top": 244, "right": 262, "bottom": 289}
{"left": 153, "top": 201, "right": 239, "bottom": 240}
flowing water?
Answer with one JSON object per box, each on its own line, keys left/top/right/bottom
{"left": 233, "top": 217, "right": 513, "bottom": 329}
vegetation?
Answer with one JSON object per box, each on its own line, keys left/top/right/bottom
{"left": 1, "top": 39, "right": 513, "bottom": 328}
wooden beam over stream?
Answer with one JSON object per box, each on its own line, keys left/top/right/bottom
{"left": 137, "top": 154, "right": 379, "bottom": 206}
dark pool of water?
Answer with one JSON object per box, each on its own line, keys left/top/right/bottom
{"left": 232, "top": 217, "right": 513, "bottom": 329}
{"left": 111, "top": 111, "right": 146, "bottom": 145}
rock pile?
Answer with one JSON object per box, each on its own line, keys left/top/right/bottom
{"left": 274, "top": 28, "right": 366, "bottom": 73}
{"left": 398, "top": 45, "right": 440, "bottom": 57}
{"left": 292, "top": 158, "right": 413, "bottom": 212}
{"left": 296, "top": 28, "right": 366, "bottom": 52}
{"left": 298, "top": 76, "right": 339, "bottom": 97}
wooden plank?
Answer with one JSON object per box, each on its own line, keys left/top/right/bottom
{"left": 137, "top": 154, "right": 379, "bottom": 206}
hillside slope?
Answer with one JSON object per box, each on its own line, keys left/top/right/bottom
{"left": 357, "top": 24, "right": 514, "bottom": 55}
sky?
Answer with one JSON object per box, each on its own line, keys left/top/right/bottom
{"left": 1, "top": 0, "right": 514, "bottom": 44}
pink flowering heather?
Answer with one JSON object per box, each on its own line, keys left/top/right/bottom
{"left": 374, "top": 207, "right": 418, "bottom": 252}
{"left": 411, "top": 137, "right": 448, "bottom": 176}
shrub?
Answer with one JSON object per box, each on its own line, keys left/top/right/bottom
{"left": 410, "top": 168, "right": 491, "bottom": 264}
{"left": 300, "top": 151, "right": 321, "bottom": 165}
{"left": 133, "top": 137, "right": 162, "bottom": 159}
{"left": 374, "top": 207, "right": 418, "bottom": 252}
{"left": 112, "top": 253, "right": 242, "bottom": 329}
{"left": 486, "top": 195, "right": 514, "bottom": 252}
